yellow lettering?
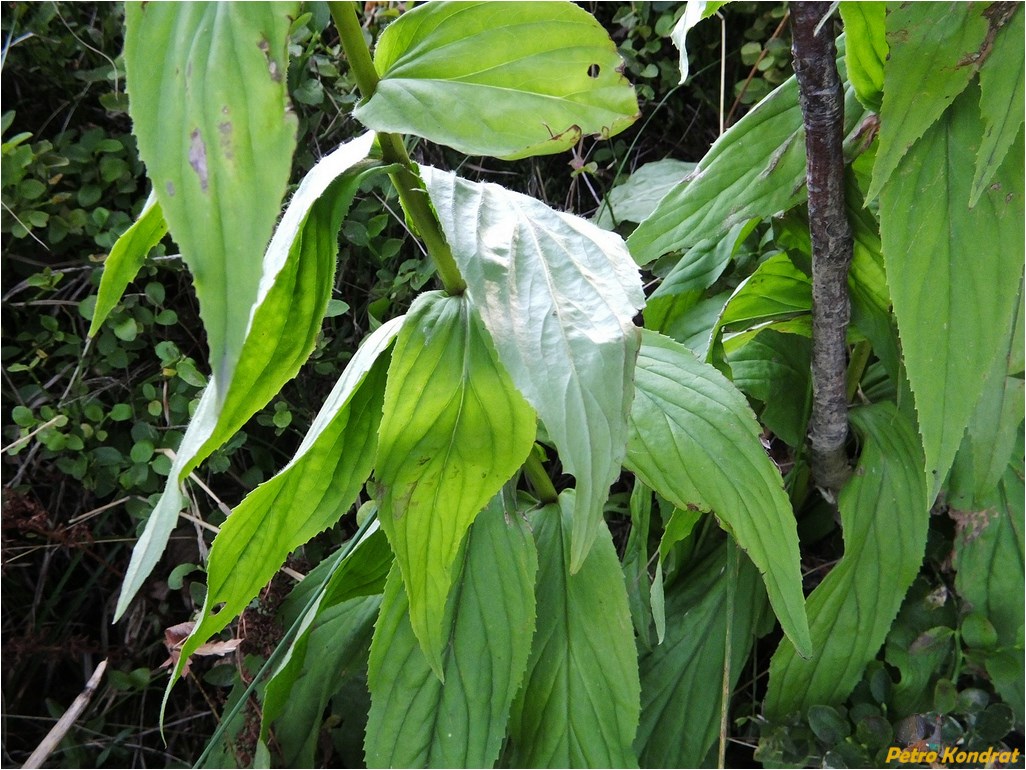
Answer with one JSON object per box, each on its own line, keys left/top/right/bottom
{"left": 885, "top": 747, "right": 902, "bottom": 762}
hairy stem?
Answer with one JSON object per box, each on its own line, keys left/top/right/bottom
{"left": 330, "top": 1, "right": 466, "bottom": 295}
{"left": 523, "top": 448, "right": 559, "bottom": 504}
{"left": 791, "top": 3, "right": 853, "bottom": 496}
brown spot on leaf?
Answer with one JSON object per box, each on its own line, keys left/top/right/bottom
{"left": 218, "top": 121, "right": 233, "bottom": 160}
{"left": 188, "top": 128, "right": 208, "bottom": 192}
{"left": 950, "top": 506, "right": 997, "bottom": 543}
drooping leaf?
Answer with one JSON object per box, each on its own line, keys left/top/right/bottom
{"left": 971, "top": 7, "right": 1024, "bottom": 205}
{"left": 373, "top": 291, "right": 536, "bottom": 676}
{"left": 421, "top": 167, "right": 644, "bottom": 573}
{"left": 879, "top": 87, "right": 1024, "bottom": 495}
{"left": 866, "top": 3, "right": 989, "bottom": 202}
{"left": 114, "top": 135, "right": 381, "bottom": 620}
{"left": 627, "top": 39, "right": 866, "bottom": 265}
{"left": 124, "top": 1, "right": 298, "bottom": 385}
{"left": 507, "top": 492, "right": 640, "bottom": 768}
{"left": 728, "top": 329, "right": 811, "bottom": 448}
{"left": 626, "top": 330, "right": 811, "bottom": 658}
{"left": 634, "top": 543, "right": 769, "bottom": 768}
{"left": 594, "top": 159, "right": 696, "bottom": 230}
{"left": 264, "top": 594, "right": 381, "bottom": 768}
{"left": 838, "top": 2, "right": 886, "bottom": 111}
{"left": 170, "top": 318, "right": 402, "bottom": 685}
{"left": 670, "top": 1, "right": 730, "bottom": 85}
{"left": 355, "top": 1, "right": 639, "bottom": 160}
{"left": 366, "top": 493, "right": 537, "bottom": 769}
{"left": 765, "top": 404, "right": 930, "bottom": 717}
{"left": 89, "top": 192, "right": 167, "bottom": 336}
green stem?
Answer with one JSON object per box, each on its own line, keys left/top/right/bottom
{"left": 330, "top": 1, "right": 466, "bottom": 295}
{"left": 718, "top": 537, "right": 739, "bottom": 769}
{"left": 523, "top": 448, "right": 558, "bottom": 504}
{"left": 844, "top": 340, "right": 872, "bottom": 403}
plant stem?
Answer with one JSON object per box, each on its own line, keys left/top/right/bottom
{"left": 791, "top": 3, "right": 853, "bottom": 497}
{"left": 330, "top": 1, "right": 466, "bottom": 295}
{"left": 523, "top": 448, "right": 559, "bottom": 504}
{"left": 718, "top": 537, "right": 739, "bottom": 769}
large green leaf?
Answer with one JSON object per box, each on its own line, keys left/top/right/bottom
{"left": 626, "top": 330, "right": 811, "bottom": 657}
{"left": 354, "top": 1, "right": 639, "bottom": 160}
{"left": 838, "top": 2, "right": 886, "bottom": 111}
{"left": 971, "top": 7, "right": 1024, "bottom": 205}
{"left": 366, "top": 493, "right": 537, "bottom": 768}
{"left": 879, "top": 88, "right": 1024, "bottom": 496}
{"left": 169, "top": 317, "right": 402, "bottom": 685}
{"left": 627, "top": 40, "right": 866, "bottom": 265}
{"left": 866, "top": 3, "right": 990, "bottom": 202}
{"left": 716, "top": 253, "right": 811, "bottom": 333}
{"left": 89, "top": 192, "right": 167, "bottom": 336}
{"left": 373, "top": 291, "right": 535, "bottom": 676}
{"left": 114, "top": 135, "right": 381, "bottom": 620}
{"left": 765, "top": 404, "right": 930, "bottom": 717}
{"left": 421, "top": 167, "right": 644, "bottom": 573}
{"left": 635, "top": 543, "right": 769, "bottom": 768}
{"left": 507, "top": 492, "right": 640, "bottom": 768}
{"left": 124, "top": 1, "right": 298, "bottom": 385}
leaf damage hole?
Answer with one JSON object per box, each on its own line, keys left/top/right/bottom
{"left": 587, "top": 63, "right": 601, "bottom": 78}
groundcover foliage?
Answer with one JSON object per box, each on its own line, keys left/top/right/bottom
{"left": 5, "top": 0, "right": 1023, "bottom": 767}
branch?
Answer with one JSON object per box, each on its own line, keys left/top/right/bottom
{"left": 790, "top": 3, "right": 853, "bottom": 496}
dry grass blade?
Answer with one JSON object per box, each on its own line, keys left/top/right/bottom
{"left": 22, "top": 658, "right": 108, "bottom": 770}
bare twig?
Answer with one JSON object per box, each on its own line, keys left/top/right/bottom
{"left": 791, "top": 3, "right": 853, "bottom": 496}
{"left": 23, "top": 659, "right": 108, "bottom": 769}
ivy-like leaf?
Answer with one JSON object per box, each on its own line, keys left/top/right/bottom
{"left": 355, "top": 1, "right": 639, "bottom": 160}
{"left": 626, "top": 330, "right": 811, "bottom": 657}
{"left": 866, "top": 3, "right": 990, "bottom": 202}
{"left": 627, "top": 40, "right": 866, "bottom": 265}
{"left": 971, "top": 8, "right": 1024, "bottom": 205}
{"left": 635, "top": 544, "right": 769, "bottom": 768}
{"left": 879, "top": 87, "right": 1024, "bottom": 495}
{"left": 838, "top": 2, "right": 886, "bottom": 111}
{"left": 124, "top": 1, "right": 298, "bottom": 385}
{"left": 507, "top": 492, "right": 640, "bottom": 768}
{"left": 765, "top": 404, "right": 930, "bottom": 717}
{"left": 169, "top": 318, "right": 402, "bottom": 686}
{"left": 366, "top": 493, "right": 537, "bottom": 768}
{"left": 89, "top": 192, "right": 167, "bottom": 336}
{"left": 374, "top": 292, "right": 535, "bottom": 676}
{"left": 421, "top": 167, "right": 644, "bottom": 573}
{"left": 114, "top": 135, "right": 381, "bottom": 620}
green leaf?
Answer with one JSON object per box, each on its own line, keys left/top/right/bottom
{"left": 648, "top": 220, "right": 756, "bottom": 302}
{"left": 948, "top": 288, "right": 1025, "bottom": 507}
{"left": 594, "top": 159, "right": 696, "bottom": 230}
{"left": 373, "top": 291, "right": 536, "bottom": 676}
{"left": 765, "top": 404, "right": 930, "bottom": 717}
{"left": 623, "top": 482, "right": 656, "bottom": 649}
{"left": 728, "top": 330, "right": 811, "bottom": 448}
{"left": 971, "top": 8, "right": 1024, "bottom": 206}
{"left": 366, "top": 493, "right": 537, "bottom": 768}
{"left": 952, "top": 468, "right": 1025, "bottom": 650}
{"left": 866, "top": 3, "right": 989, "bottom": 202}
{"left": 421, "top": 167, "right": 644, "bottom": 573}
{"left": 264, "top": 595, "right": 381, "bottom": 768}
{"left": 626, "top": 330, "right": 811, "bottom": 657}
{"left": 125, "top": 1, "right": 298, "bottom": 384}
{"left": 716, "top": 253, "right": 811, "bottom": 334}
{"left": 169, "top": 317, "right": 401, "bottom": 685}
{"left": 114, "top": 134, "right": 381, "bottom": 620}
{"left": 838, "top": 2, "right": 886, "bottom": 111}
{"left": 508, "top": 492, "right": 640, "bottom": 768}
{"left": 89, "top": 192, "right": 167, "bottom": 337}
{"left": 634, "top": 543, "right": 769, "bottom": 768}
{"left": 355, "top": 1, "right": 639, "bottom": 160}
{"left": 670, "top": 1, "right": 730, "bottom": 85}
{"left": 879, "top": 88, "right": 1024, "bottom": 495}
{"left": 627, "top": 40, "right": 867, "bottom": 265}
